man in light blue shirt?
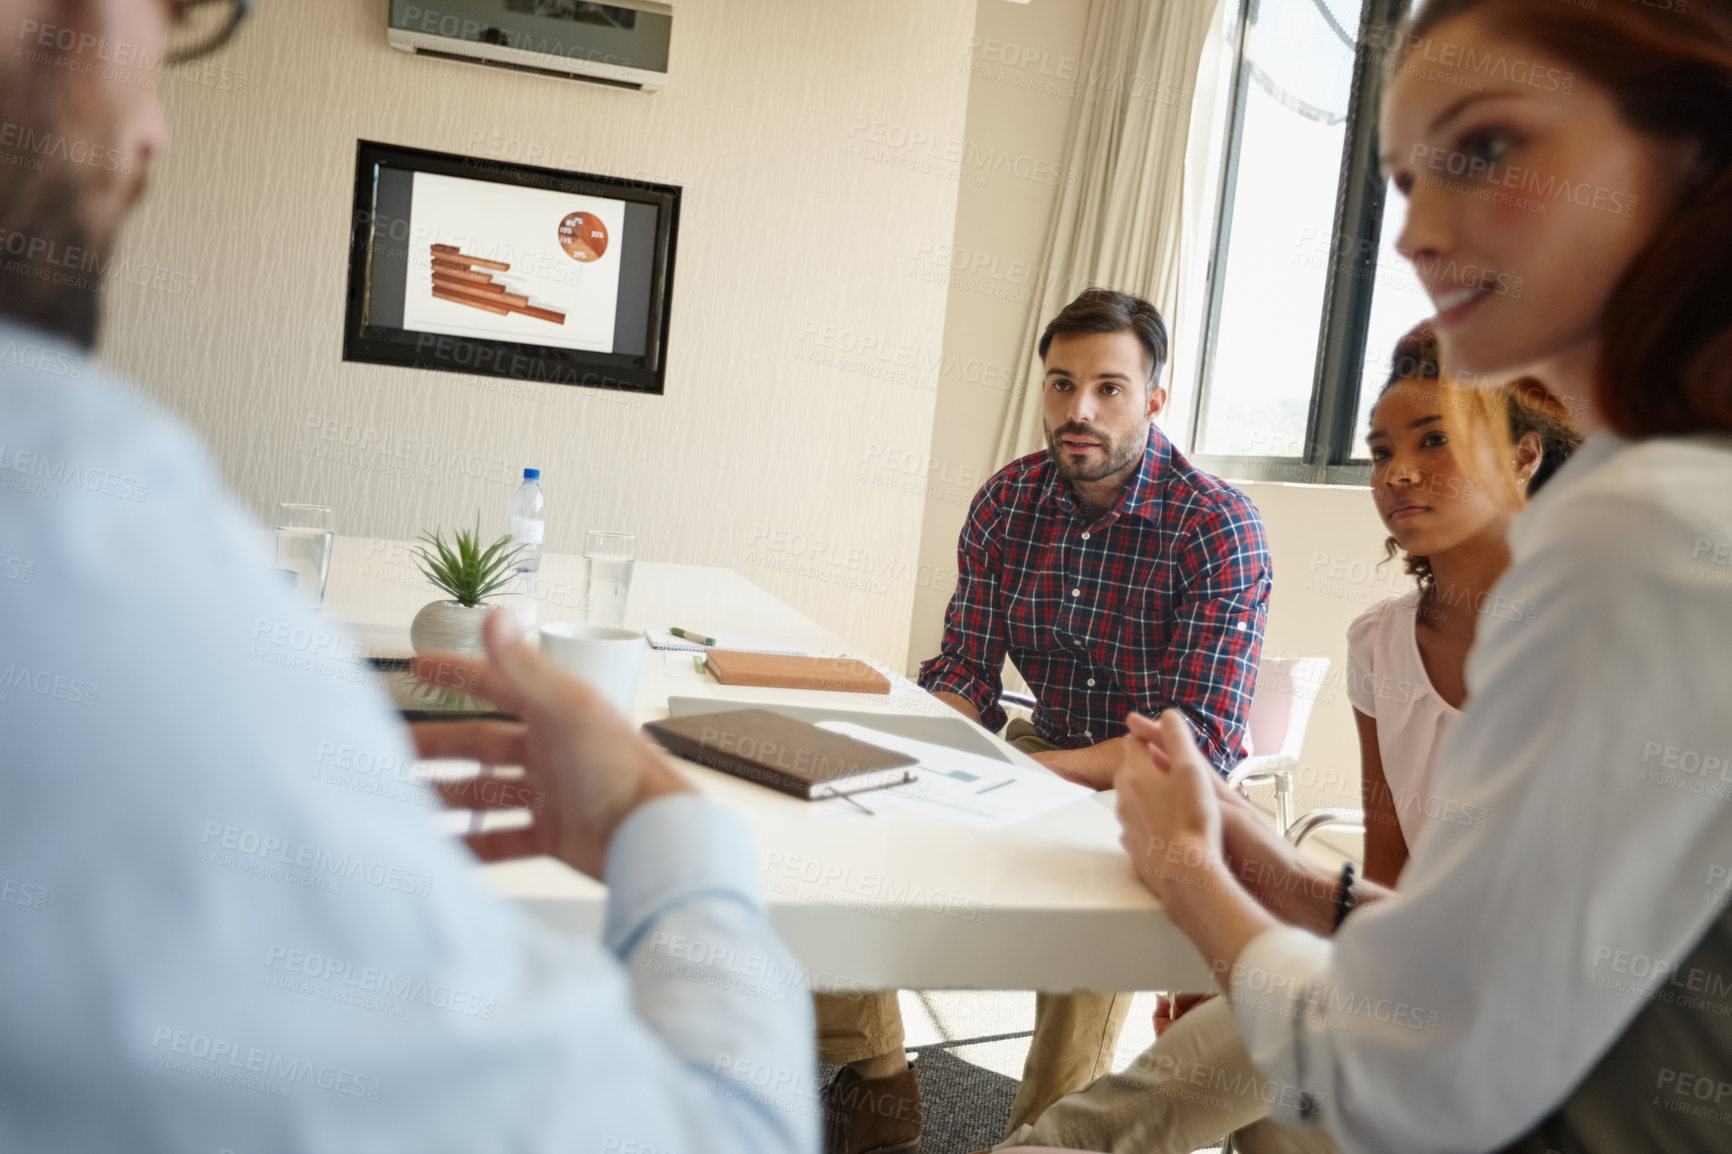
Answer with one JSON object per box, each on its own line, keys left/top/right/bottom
{"left": 0, "top": 2, "right": 816, "bottom": 1150}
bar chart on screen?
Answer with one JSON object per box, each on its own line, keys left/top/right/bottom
{"left": 429, "top": 245, "right": 568, "bottom": 325}
{"left": 400, "top": 170, "right": 624, "bottom": 353}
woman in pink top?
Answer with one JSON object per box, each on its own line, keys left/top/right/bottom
{"left": 1351, "top": 324, "right": 1580, "bottom": 885}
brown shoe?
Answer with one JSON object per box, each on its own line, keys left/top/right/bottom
{"left": 822, "top": 1061, "right": 923, "bottom": 1154}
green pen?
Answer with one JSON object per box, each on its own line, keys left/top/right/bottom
{"left": 670, "top": 627, "right": 718, "bottom": 646}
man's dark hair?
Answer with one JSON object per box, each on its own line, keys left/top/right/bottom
{"left": 1038, "top": 289, "right": 1169, "bottom": 388}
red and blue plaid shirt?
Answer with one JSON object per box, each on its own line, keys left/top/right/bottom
{"left": 918, "top": 425, "right": 1271, "bottom": 771}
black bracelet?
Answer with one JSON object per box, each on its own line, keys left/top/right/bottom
{"left": 1333, "top": 861, "right": 1358, "bottom": 931}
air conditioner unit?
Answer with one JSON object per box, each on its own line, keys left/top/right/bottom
{"left": 387, "top": 0, "right": 671, "bottom": 92}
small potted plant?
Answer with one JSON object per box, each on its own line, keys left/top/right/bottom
{"left": 408, "top": 520, "right": 525, "bottom": 657}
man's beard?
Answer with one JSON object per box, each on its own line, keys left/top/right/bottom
{"left": 0, "top": 0, "right": 122, "bottom": 351}
{"left": 0, "top": 170, "right": 107, "bottom": 349}
{"left": 1043, "top": 420, "right": 1146, "bottom": 483}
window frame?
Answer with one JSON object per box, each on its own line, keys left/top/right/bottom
{"left": 1186, "top": 0, "right": 1415, "bottom": 487}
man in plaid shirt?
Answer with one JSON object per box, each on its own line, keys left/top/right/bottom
{"left": 819, "top": 289, "right": 1272, "bottom": 1154}
{"left": 919, "top": 305, "right": 1271, "bottom": 787}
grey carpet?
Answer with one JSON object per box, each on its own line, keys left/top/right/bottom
{"left": 819, "top": 1038, "right": 1023, "bottom": 1154}
{"left": 904, "top": 1039, "right": 1222, "bottom": 1154}
{"left": 906, "top": 1042, "right": 1023, "bottom": 1153}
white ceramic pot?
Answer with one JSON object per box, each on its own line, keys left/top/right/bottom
{"left": 410, "top": 599, "right": 493, "bottom": 657}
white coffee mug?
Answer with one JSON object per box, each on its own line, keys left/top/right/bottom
{"left": 539, "top": 623, "right": 643, "bottom": 717}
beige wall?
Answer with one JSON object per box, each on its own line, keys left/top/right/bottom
{"left": 1235, "top": 480, "right": 1395, "bottom": 813}
{"left": 906, "top": 0, "right": 1091, "bottom": 683}
{"left": 102, "top": 0, "right": 975, "bottom": 668}
{"left": 907, "top": 0, "right": 1396, "bottom": 810}
{"left": 104, "top": 0, "right": 1400, "bottom": 810}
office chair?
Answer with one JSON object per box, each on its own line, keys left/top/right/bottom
{"left": 1286, "top": 807, "right": 1365, "bottom": 847}
{"left": 1224, "top": 656, "right": 1331, "bottom": 833}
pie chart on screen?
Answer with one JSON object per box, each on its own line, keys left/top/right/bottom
{"left": 559, "top": 211, "right": 609, "bottom": 262}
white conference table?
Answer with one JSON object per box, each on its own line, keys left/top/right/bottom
{"left": 323, "top": 535, "right": 1215, "bottom": 993}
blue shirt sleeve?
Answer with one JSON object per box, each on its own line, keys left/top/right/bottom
{"left": 0, "top": 348, "right": 817, "bottom": 1154}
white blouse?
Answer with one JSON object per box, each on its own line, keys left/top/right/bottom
{"left": 1232, "top": 432, "right": 1732, "bottom": 1152}
{"left": 1346, "top": 589, "right": 1462, "bottom": 848}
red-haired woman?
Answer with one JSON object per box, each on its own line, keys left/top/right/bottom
{"left": 1115, "top": 2, "right": 1732, "bottom": 1150}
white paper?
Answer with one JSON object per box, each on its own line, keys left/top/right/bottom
{"left": 644, "top": 630, "right": 806, "bottom": 656}
{"left": 663, "top": 652, "right": 706, "bottom": 678}
{"left": 819, "top": 722, "right": 1093, "bottom": 830}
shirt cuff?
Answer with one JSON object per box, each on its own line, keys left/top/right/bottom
{"left": 916, "top": 660, "right": 1004, "bottom": 729}
{"left": 602, "top": 793, "right": 763, "bottom": 959}
{"left": 1230, "top": 925, "right": 1334, "bottom": 1127}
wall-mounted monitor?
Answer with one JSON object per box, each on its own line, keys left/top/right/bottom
{"left": 343, "top": 139, "right": 680, "bottom": 395}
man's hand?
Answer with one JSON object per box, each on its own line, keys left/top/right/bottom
{"left": 1032, "top": 740, "right": 1125, "bottom": 790}
{"left": 410, "top": 611, "right": 689, "bottom": 880}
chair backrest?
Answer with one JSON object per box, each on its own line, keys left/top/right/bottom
{"left": 1243, "top": 656, "right": 1330, "bottom": 761}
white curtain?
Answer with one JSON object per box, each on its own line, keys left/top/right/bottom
{"left": 994, "top": 0, "right": 1224, "bottom": 465}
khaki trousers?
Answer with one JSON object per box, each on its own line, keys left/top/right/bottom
{"left": 998, "top": 718, "right": 1136, "bottom": 1132}
{"left": 995, "top": 996, "right": 1338, "bottom": 1154}
{"left": 1002, "top": 716, "right": 1055, "bottom": 757}
{"left": 814, "top": 989, "right": 906, "bottom": 1065}
{"left": 812, "top": 990, "right": 1133, "bottom": 1135}
{"left": 814, "top": 717, "right": 1134, "bottom": 1135}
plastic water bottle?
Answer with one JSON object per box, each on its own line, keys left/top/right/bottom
{"left": 510, "top": 468, "right": 545, "bottom": 573}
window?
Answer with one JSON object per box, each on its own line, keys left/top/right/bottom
{"left": 1350, "top": 179, "right": 1436, "bottom": 458}
{"left": 1188, "top": 0, "right": 1427, "bottom": 484}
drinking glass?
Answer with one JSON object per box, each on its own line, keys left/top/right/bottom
{"left": 583, "top": 530, "right": 635, "bottom": 629}
{"left": 496, "top": 569, "right": 540, "bottom": 638}
{"left": 276, "top": 502, "right": 334, "bottom": 611}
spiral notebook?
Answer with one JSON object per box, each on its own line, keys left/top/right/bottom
{"left": 643, "top": 630, "right": 806, "bottom": 656}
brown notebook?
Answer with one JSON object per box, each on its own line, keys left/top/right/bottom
{"left": 702, "top": 650, "right": 892, "bottom": 695}
{"left": 642, "top": 708, "right": 917, "bottom": 800}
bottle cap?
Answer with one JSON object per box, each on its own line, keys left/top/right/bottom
{"left": 523, "top": 468, "right": 540, "bottom": 480}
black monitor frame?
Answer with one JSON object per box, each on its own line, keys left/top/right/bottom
{"left": 342, "top": 139, "right": 680, "bottom": 396}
